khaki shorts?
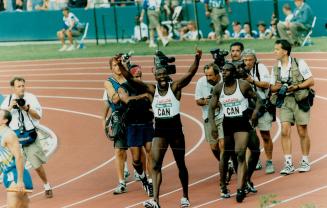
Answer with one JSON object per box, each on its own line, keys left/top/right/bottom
{"left": 22, "top": 137, "right": 47, "bottom": 169}
{"left": 204, "top": 117, "right": 224, "bottom": 145}
{"left": 257, "top": 112, "right": 273, "bottom": 131}
{"left": 280, "top": 95, "right": 310, "bottom": 125}
{"left": 148, "top": 10, "right": 160, "bottom": 29}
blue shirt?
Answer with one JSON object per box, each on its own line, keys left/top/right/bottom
{"left": 143, "top": 0, "right": 162, "bottom": 10}
{"left": 291, "top": 2, "right": 314, "bottom": 28}
{"left": 204, "top": 0, "right": 224, "bottom": 8}
{"left": 107, "top": 76, "right": 126, "bottom": 112}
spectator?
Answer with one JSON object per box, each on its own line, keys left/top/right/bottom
{"left": 204, "top": 0, "right": 230, "bottom": 43}
{"left": 1, "top": 77, "right": 54, "bottom": 199}
{"left": 257, "top": 21, "right": 271, "bottom": 39}
{"left": 68, "top": 0, "right": 87, "bottom": 8}
{"left": 140, "top": 0, "right": 168, "bottom": 47}
{"left": 240, "top": 22, "right": 258, "bottom": 39}
{"left": 282, "top": 3, "right": 294, "bottom": 24}
{"left": 132, "top": 15, "right": 149, "bottom": 42}
{"left": 231, "top": 21, "right": 242, "bottom": 39}
{"left": 277, "top": 0, "right": 313, "bottom": 46}
{"left": 180, "top": 21, "right": 202, "bottom": 40}
{"left": 57, "top": 7, "right": 85, "bottom": 51}
{"left": 160, "top": 24, "right": 173, "bottom": 42}
{"left": 270, "top": 39, "right": 314, "bottom": 175}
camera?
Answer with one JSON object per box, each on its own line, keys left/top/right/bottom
{"left": 121, "top": 51, "right": 134, "bottom": 70}
{"left": 210, "top": 48, "right": 229, "bottom": 69}
{"left": 19, "top": 125, "right": 26, "bottom": 134}
{"left": 13, "top": 98, "right": 26, "bottom": 109}
{"left": 276, "top": 82, "right": 289, "bottom": 108}
{"left": 233, "top": 60, "right": 248, "bottom": 79}
{"left": 154, "top": 50, "right": 176, "bottom": 75}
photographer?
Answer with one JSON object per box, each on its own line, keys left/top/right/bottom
{"left": 1, "top": 77, "right": 53, "bottom": 198}
{"left": 230, "top": 42, "right": 244, "bottom": 63}
{"left": 119, "top": 49, "right": 202, "bottom": 208}
{"left": 195, "top": 63, "right": 229, "bottom": 198}
{"left": 270, "top": 39, "right": 314, "bottom": 175}
{"left": 242, "top": 49, "right": 275, "bottom": 175}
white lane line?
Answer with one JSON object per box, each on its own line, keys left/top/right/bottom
{"left": 60, "top": 111, "right": 205, "bottom": 208}
{"left": 124, "top": 117, "right": 282, "bottom": 208}
{"left": 268, "top": 185, "right": 327, "bottom": 207}
{"left": 0, "top": 107, "right": 116, "bottom": 208}
{"left": 192, "top": 95, "right": 327, "bottom": 208}
{"left": 193, "top": 153, "right": 327, "bottom": 208}
{"left": 0, "top": 65, "right": 327, "bottom": 74}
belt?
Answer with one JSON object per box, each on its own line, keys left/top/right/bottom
{"left": 148, "top": 7, "right": 157, "bottom": 10}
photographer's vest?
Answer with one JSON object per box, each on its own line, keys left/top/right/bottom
{"left": 219, "top": 80, "right": 249, "bottom": 118}
{"left": 272, "top": 58, "right": 310, "bottom": 101}
{"left": 0, "top": 127, "right": 16, "bottom": 173}
{"left": 152, "top": 83, "right": 180, "bottom": 119}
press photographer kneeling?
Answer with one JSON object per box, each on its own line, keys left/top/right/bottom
{"left": 1, "top": 77, "right": 53, "bottom": 198}
{"left": 270, "top": 39, "right": 314, "bottom": 175}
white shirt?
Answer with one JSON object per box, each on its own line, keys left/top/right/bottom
{"left": 270, "top": 57, "right": 312, "bottom": 84}
{"left": 249, "top": 63, "right": 271, "bottom": 99}
{"left": 1, "top": 92, "right": 42, "bottom": 131}
{"left": 133, "top": 23, "right": 149, "bottom": 41}
{"left": 219, "top": 80, "right": 249, "bottom": 118}
{"left": 152, "top": 83, "right": 180, "bottom": 118}
{"left": 195, "top": 76, "right": 223, "bottom": 120}
{"left": 63, "top": 12, "right": 79, "bottom": 28}
{"left": 182, "top": 30, "right": 203, "bottom": 40}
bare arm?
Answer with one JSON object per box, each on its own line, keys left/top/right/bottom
{"left": 117, "top": 62, "right": 156, "bottom": 95}
{"left": 208, "top": 84, "right": 222, "bottom": 139}
{"left": 4, "top": 133, "right": 25, "bottom": 191}
{"left": 118, "top": 87, "right": 151, "bottom": 104}
{"left": 242, "top": 80, "right": 263, "bottom": 125}
{"left": 104, "top": 81, "right": 120, "bottom": 104}
{"left": 172, "top": 49, "right": 202, "bottom": 91}
{"left": 288, "top": 77, "right": 314, "bottom": 92}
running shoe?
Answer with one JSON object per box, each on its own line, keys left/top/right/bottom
{"left": 180, "top": 197, "right": 190, "bottom": 208}
{"left": 265, "top": 160, "right": 275, "bottom": 174}
{"left": 220, "top": 187, "right": 230, "bottom": 198}
{"left": 124, "top": 170, "right": 130, "bottom": 180}
{"left": 58, "top": 45, "right": 67, "bottom": 52}
{"left": 244, "top": 181, "right": 257, "bottom": 194}
{"left": 256, "top": 159, "right": 263, "bottom": 170}
{"left": 143, "top": 199, "right": 160, "bottom": 208}
{"left": 298, "top": 160, "right": 311, "bottom": 173}
{"left": 236, "top": 189, "right": 246, "bottom": 203}
{"left": 280, "top": 163, "right": 295, "bottom": 175}
{"left": 134, "top": 170, "right": 141, "bottom": 181}
{"left": 113, "top": 183, "right": 127, "bottom": 195}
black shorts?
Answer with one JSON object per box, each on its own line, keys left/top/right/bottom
{"left": 154, "top": 114, "right": 184, "bottom": 139}
{"left": 127, "top": 123, "right": 154, "bottom": 147}
{"left": 223, "top": 116, "right": 252, "bottom": 136}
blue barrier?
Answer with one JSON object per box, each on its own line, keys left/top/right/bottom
{"left": 0, "top": 0, "right": 325, "bottom": 42}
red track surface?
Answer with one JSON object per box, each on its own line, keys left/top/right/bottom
{"left": 0, "top": 52, "right": 326, "bottom": 208}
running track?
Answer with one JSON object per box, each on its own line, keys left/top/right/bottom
{"left": 0, "top": 52, "right": 326, "bottom": 208}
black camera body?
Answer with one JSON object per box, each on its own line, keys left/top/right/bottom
{"left": 154, "top": 50, "right": 176, "bottom": 75}
{"left": 233, "top": 60, "right": 248, "bottom": 79}
{"left": 210, "top": 48, "right": 229, "bottom": 69}
{"left": 122, "top": 51, "right": 134, "bottom": 70}
{"left": 276, "top": 82, "right": 290, "bottom": 108}
{"left": 13, "top": 98, "right": 26, "bottom": 109}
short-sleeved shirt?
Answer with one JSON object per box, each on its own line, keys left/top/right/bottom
{"left": 204, "top": 0, "right": 224, "bottom": 8}
{"left": 63, "top": 12, "right": 80, "bottom": 29}
{"left": 1, "top": 92, "right": 42, "bottom": 131}
{"left": 143, "top": 0, "right": 161, "bottom": 10}
{"left": 195, "top": 76, "right": 223, "bottom": 120}
{"left": 270, "top": 56, "right": 312, "bottom": 84}
{"left": 248, "top": 63, "right": 271, "bottom": 99}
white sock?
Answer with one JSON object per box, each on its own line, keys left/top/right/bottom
{"left": 148, "top": 178, "right": 153, "bottom": 184}
{"left": 139, "top": 171, "right": 145, "bottom": 179}
{"left": 302, "top": 155, "right": 309, "bottom": 163}
{"left": 284, "top": 155, "right": 292, "bottom": 165}
{"left": 119, "top": 180, "right": 125, "bottom": 185}
{"left": 124, "top": 161, "right": 128, "bottom": 172}
{"left": 44, "top": 183, "right": 51, "bottom": 190}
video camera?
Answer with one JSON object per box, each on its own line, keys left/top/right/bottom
{"left": 154, "top": 50, "right": 176, "bottom": 75}
{"left": 210, "top": 48, "right": 229, "bottom": 70}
